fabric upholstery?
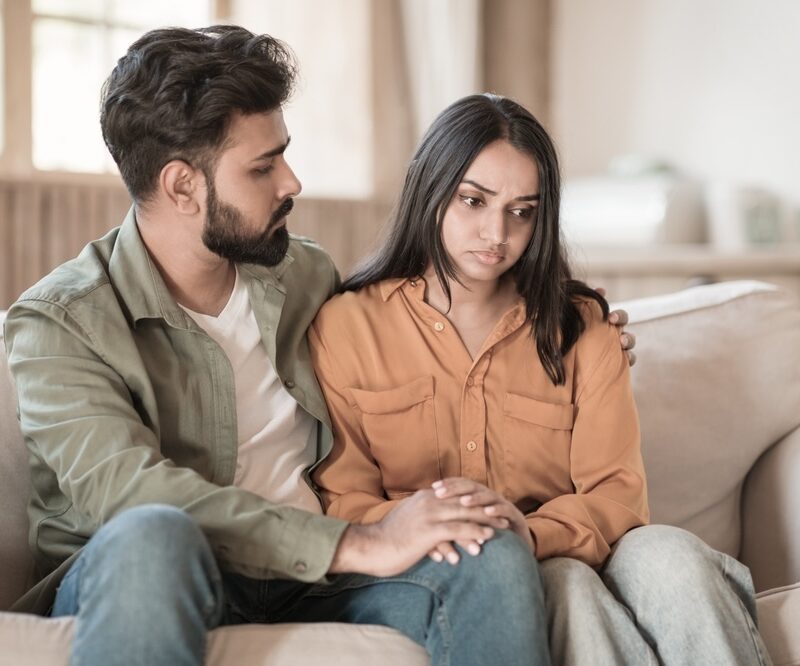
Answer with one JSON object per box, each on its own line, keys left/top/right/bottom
{"left": 617, "top": 281, "right": 800, "bottom": 563}
{"left": 1, "top": 280, "right": 799, "bottom": 663}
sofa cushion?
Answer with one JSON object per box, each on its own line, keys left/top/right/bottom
{"left": 617, "top": 281, "right": 800, "bottom": 559}
{"left": 0, "top": 614, "right": 428, "bottom": 665}
{"left": 0, "top": 311, "right": 34, "bottom": 611}
{"left": 756, "top": 582, "right": 800, "bottom": 666}
{"left": 1, "top": 588, "right": 795, "bottom": 665}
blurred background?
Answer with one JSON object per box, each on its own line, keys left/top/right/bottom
{"left": 1, "top": 0, "right": 799, "bottom": 308}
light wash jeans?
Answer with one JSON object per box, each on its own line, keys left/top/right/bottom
{"left": 51, "top": 504, "right": 549, "bottom": 666}
{"left": 541, "top": 524, "right": 773, "bottom": 666}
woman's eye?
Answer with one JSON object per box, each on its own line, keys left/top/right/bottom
{"left": 460, "top": 195, "right": 482, "bottom": 207}
{"left": 510, "top": 207, "right": 534, "bottom": 219}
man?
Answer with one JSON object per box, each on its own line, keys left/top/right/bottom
{"left": 5, "top": 26, "right": 552, "bottom": 666}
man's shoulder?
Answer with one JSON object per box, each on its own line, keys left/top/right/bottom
{"left": 12, "top": 230, "right": 120, "bottom": 314}
{"left": 287, "top": 234, "right": 336, "bottom": 271}
{"left": 281, "top": 234, "right": 339, "bottom": 297}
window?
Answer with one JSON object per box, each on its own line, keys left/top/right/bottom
{"left": 31, "top": 0, "right": 211, "bottom": 172}
{"left": 231, "top": 0, "right": 374, "bottom": 199}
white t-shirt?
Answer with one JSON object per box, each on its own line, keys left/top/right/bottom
{"left": 180, "top": 269, "right": 322, "bottom": 514}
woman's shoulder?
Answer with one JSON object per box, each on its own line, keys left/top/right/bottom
{"left": 571, "top": 296, "right": 618, "bottom": 359}
{"left": 312, "top": 280, "right": 395, "bottom": 337}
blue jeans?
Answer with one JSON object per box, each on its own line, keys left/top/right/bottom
{"left": 541, "top": 525, "right": 773, "bottom": 666}
{"left": 52, "top": 504, "right": 549, "bottom": 666}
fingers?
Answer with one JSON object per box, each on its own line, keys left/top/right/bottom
{"left": 432, "top": 477, "right": 486, "bottom": 498}
{"left": 437, "top": 521, "right": 495, "bottom": 546}
{"left": 609, "top": 308, "right": 628, "bottom": 326}
{"left": 594, "top": 286, "right": 607, "bottom": 297}
{"left": 429, "top": 539, "right": 483, "bottom": 565}
{"left": 482, "top": 504, "right": 535, "bottom": 550}
{"left": 428, "top": 541, "right": 458, "bottom": 564}
{"left": 621, "top": 331, "right": 636, "bottom": 350}
{"left": 626, "top": 350, "right": 637, "bottom": 367}
{"left": 431, "top": 498, "right": 509, "bottom": 529}
{"left": 457, "top": 489, "right": 503, "bottom": 508}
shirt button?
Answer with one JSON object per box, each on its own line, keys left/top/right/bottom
{"left": 285, "top": 380, "right": 296, "bottom": 389}
{"left": 466, "top": 440, "right": 477, "bottom": 452}
{"left": 434, "top": 322, "right": 445, "bottom": 332}
{"left": 294, "top": 560, "right": 307, "bottom": 574}
{"left": 466, "top": 377, "right": 474, "bottom": 387}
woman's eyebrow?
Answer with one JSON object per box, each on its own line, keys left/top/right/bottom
{"left": 461, "top": 178, "right": 540, "bottom": 201}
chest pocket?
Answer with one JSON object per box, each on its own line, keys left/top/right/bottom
{"left": 502, "top": 392, "right": 575, "bottom": 498}
{"left": 348, "top": 376, "right": 441, "bottom": 494}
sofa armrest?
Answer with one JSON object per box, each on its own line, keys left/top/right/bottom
{"left": 741, "top": 426, "right": 800, "bottom": 592}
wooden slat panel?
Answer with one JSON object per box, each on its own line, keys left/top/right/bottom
{"left": 0, "top": 178, "right": 390, "bottom": 308}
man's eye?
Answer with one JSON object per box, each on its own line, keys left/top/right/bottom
{"left": 460, "top": 195, "right": 482, "bottom": 207}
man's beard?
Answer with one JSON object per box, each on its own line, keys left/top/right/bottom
{"left": 202, "top": 179, "right": 293, "bottom": 267}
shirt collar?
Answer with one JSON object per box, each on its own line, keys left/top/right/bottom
{"left": 379, "top": 277, "right": 412, "bottom": 301}
{"left": 108, "top": 207, "right": 295, "bottom": 328}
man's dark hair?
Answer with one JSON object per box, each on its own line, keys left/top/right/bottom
{"left": 100, "top": 25, "right": 297, "bottom": 203}
{"left": 343, "top": 93, "right": 608, "bottom": 385}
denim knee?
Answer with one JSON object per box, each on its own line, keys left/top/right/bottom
{"left": 89, "top": 504, "right": 213, "bottom": 570}
{"left": 460, "top": 530, "right": 544, "bottom": 595}
{"left": 541, "top": 557, "right": 604, "bottom": 600}
{"left": 604, "top": 525, "right": 723, "bottom": 599}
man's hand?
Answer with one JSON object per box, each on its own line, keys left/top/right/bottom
{"left": 328, "top": 488, "right": 507, "bottom": 577}
{"left": 596, "top": 286, "right": 637, "bottom": 367}
{"left": 427, "top": 478, "right": 534, "bottom": 564}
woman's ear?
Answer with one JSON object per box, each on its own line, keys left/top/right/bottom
{"left": 160, "top": 160, "right": 203, "bottom": 215}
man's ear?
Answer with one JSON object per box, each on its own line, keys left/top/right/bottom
{"left": 160, "top": 160, "right": 204, "bottom": 214}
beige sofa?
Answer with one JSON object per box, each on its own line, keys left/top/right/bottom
{"left": 1, "top": 279, "right": 799, "bottom": 666}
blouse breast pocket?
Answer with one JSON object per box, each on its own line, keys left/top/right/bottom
{"left": 348, "top": 376, "right": 441, "bottom": 494}
{"left": 503, "top": 392, "right": 575, "bottom": 496}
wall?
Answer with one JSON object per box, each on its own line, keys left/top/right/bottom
{"left": 551, "top": 0, "right": 800, "bottom": 214}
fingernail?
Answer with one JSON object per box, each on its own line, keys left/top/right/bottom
{"left": 477, "top": 539, "right": 485, "bottom": 545}
{"left": 468, "top": 544, "right": 481, "bottom": 556}
{"left": 447, "top": 552, "right": 460, "bottom": 564}
{"left": 435, "top": 487, "right": 447, "bottom": 497}
{"left": 484, "top": 506, "right": 495, "bottom": 514}
{"left": 621, "top": 334, "right": 628, "bottom": 345}
{"left": 432, "top": 480, "right": 443, "bottom": 488}
{"left": 460, "top": 495, "right": 471, "bottom": 505}
{"left": 610, "top": 313, "right": 618, "bottom": 323}
{"left": 431, "top": 552, "right": 443, "bottom": 563}
{"left": 483, "top": 528, "right": 494, "bottom": 538}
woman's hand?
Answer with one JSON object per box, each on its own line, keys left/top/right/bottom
{"left": 427, "top": 478, "right": 535, "bottom": 564}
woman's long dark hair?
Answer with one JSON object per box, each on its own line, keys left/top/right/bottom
{"left": 342, "top": 94, "right": 607, "bottom": 385}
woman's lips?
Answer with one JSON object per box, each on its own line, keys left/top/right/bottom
{"left": 471, "top": 250, "right": 505, "bottom": 265}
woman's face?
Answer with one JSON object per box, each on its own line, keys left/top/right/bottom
{"left": 440, "top": 139, "right": 540, "bottom": 288}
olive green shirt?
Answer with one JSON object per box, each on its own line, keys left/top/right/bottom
{"left": 4, "top": 209, "right": 349, "bottom": 615}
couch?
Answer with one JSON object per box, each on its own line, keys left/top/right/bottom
{"left": 1, "top": 279, "right": 799, "bottom": 665}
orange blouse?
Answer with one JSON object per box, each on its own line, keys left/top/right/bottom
{"left": 309, "top": 277, "right": 649, "bottom": 566}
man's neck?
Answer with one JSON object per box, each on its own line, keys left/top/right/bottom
{"left": 136, "top": 207, "right": 236, "bottom": 316}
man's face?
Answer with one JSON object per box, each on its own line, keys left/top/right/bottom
{"left": 202, "top": 110, "right": 301, "bottom": 267}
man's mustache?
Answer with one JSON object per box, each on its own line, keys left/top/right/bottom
{"left": 270, "top": 198, "right": 294, "bottom": 227}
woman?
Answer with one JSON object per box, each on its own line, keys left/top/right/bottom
{"left": 309, "top": 94, "right": 769, "bottom": 665}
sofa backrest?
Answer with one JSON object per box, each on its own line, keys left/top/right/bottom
{"left": 0, "top": 311, "right": 35, "bottom": 610}
{"left": 619, "top": 281, "right": 800, "bottom": 559}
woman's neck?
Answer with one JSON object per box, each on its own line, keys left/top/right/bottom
{"left": 422, "top": 270, "right": 516, "bottom": 317}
